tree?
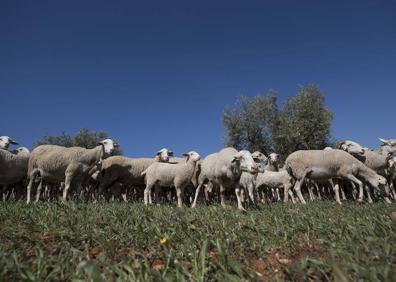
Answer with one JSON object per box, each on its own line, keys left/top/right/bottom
{"left": 35, "top": 128, "right": 122, "bottom": 154}
{"left": 273, "top": 85, "right": 333, "bottom": 158}
{"left": 223, "top": 92, "right": 278, "bottom": 155}
{"left": 223, "top": 85, "right": 333, "bottom": 161}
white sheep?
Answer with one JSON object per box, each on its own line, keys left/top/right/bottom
{"left": 337, "top": 139, "right": 395, "bottom": 202}
{"left": 142, "top": 151, "right": 201, "bottom": 207}
{"left": 26, "top": 139, "right": 117, "bottom": 203}
{"left": 238, "top": 151, "right": 267, "bottom": 205}
{"left": 285, "top": 149, "right": 387, "bottom": 204}
{"left": 0, "top": 147, "right": 30, "bottom": 200}
{"left": 96, "top": 148, "right": 173, "bottom": 200}
{"left": 0, "top": 136, "right": 18, "bottom": 150}
{"left": 191, "top": 148, "right": 257, "bottom": 211}
{"left": 255, "top": 169, "right": 295, "bottom": 203}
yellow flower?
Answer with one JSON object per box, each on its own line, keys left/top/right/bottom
{"left": 160, "top": 237, "right": 169, "bottom": 245}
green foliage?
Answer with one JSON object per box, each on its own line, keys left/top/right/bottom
{"left": 223, "top": 85, "right": 333, "bottom": 160}
{"left": 0, "top": 202, "right": 395, "bottom": 281}
{"left": 35, "top": 128, "right": 123, "bottom": 154}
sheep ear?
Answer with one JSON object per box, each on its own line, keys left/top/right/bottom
{"left": 182, "top": 153, "right": 189, "bottom": 161}
{"left": 232, "top": 154, "right": 241, "bottom": 163}
{"left": 10, "top": 139, "right": 18, "bottom": 145}
{"left": 379, "top": 138, "right": 389, "bottom": 144}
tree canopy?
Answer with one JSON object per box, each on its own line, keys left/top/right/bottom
{"left": 223, "top": 85, "right": 333, "bottom": 161}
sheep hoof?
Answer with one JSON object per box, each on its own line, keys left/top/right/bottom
{"left": 357, "top": 198, "right": 364, "bottom": 203}
{"left": 238, "top": 207, "right": 247, "bottom": 212}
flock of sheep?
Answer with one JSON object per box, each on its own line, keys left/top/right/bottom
{"left": 1, "top": 135, "right": 396, "bottom": 210}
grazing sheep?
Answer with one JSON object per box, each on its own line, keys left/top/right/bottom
{"left": 191, "top": 148, "right": 257, "bottom": 210}
{"left": 96, "top": 148, "right": 173, "bottom": 199}
{"left": 337, "top": 139, "right": 396, "bottom": 202}
{"left": 26, "top": 139, "right": 117, "bottom": 203}
{"left": 142, "top": 151, "right": 201, "bottom": 207}
{"left": 335, "top": 140, "right": 365, "bottom": 156}
{"left": 285, "top": 149, "right": 387, "bottom": 204}
{"left": 0, "top": 136, "right": 18, "bottom": 150}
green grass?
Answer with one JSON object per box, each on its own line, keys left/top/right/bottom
{"left": 0, "top": 202, "right": 395, "bottom": 281}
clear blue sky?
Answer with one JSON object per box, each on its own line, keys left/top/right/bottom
{"left": 1, "top": 0, "right": 395, "bottom": 157}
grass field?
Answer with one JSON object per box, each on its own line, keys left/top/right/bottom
{"left": 0, "top": 201, "right": 395, "bottom": 281}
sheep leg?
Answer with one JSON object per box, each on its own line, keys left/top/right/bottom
{"left": 276, "top": 188, "right": 281, "bottom": 202}
{"left": 1, "top": 185, "right": 6, "bottom": 202}
{"left": 346, "top": 174, "right": 364, "bottom": 202}
{"left": 314, "top": 182, "right": 322, "bottom": 200}
{"left": 333, "top": 182, "right": 342, "bottom": 205}
{"left": 63, "top": 173, "right": 73, "bottom": 201}
{"left": 35, "top": 179, "right": 43, "bottom": 203}
{"left": 144, "top": 183, "right": 154, "bottom": 205}
{"left": 191, "top": 182, "right": 204, "bottom": 208}
{"left": 175, "top": 186, "right": 184, "bottom": 208}
{"left": 329, "top": 179, "right": 341, "bottom": 205}
{"left": 293, "top": 179, "right": 307, "bottom": 204}
{"left": 340, "top": 186, "right": 347, "bottom": 201}
{"left": 364, "top": 184, "right": 373, "bottom": 203}
{"left": 121, "top": 189, "right": 128, "bottom": 203}
{"left": 219, "top": 182, "right": 227, "bottom": 208}
{"left": 26, "top": 169, "right": 40, "bottom": 204}
{"left": 283, "top": 183, "right": 291, "bottom": 203}
{"left": 235, "top": 184, "right": 246, "bottom": 211}
{"left": 390, "top": 181, "right": 396, "bottom": 200}
{"left": 247, "top": 183, "right": 256, "bottom": 205}
{"left": 288, "top": 189, "right": 296, "bottom": 204}
{"left": 308, "top": 185, "right": 315, "bottom": 201}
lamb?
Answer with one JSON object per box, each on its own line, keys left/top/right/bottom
{"left": 285, "top": 149, "right": 387, "bottom": 204}
{"left": 265, "top": 153, "right": 280, "bottom": 171}
{"left": 191, "top": 147, "right": 257, "bottom": 210}
{"left": 142, "top": 151, "right": 201, "bottom": 207}
{"left": 239, "top": 151, "right": 267, "bottom": 205}
{"left": 0, "top": 136, "right": 18, "bottom": 150}
{"left": 26, "top": 139, "right": 117, "bottom": 203}
{"left": 96, "top": 148, "right": 173, "bottom": 199}
{"left": 255, "top": 169, "right": 295, "bottom": 203}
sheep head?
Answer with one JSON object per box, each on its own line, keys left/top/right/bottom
{"left": 182, "top": 151, "right": 200, "bottom": 162}
{"left": 232, "top": 150, "right": 257, "bottom": 174}
{"left": 0, "top": 136, "right": 18, "bottom": 150}
{"left": 336, "top": 140, "right": 365, "bottom": 155}
{"left": 98, "top": 139, "right": 117, "bottom": 156}
{"left": 156, "top": 148, "right": 173, "bottom": 162}
{"left": 251, "top": 151, "right": 267, "bottom": 163}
